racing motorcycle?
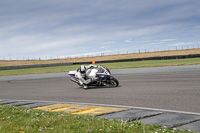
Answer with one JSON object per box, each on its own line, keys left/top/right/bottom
{"left": 68, "top": 65, "right": 119, "bottom": 88}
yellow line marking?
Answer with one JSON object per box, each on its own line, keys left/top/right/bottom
{"left": 73, "top": 106, "right": 130, "bottom": 116}
{"left": 34, "top": 103, "right": 78, "bottom": 111}
{"left": 62, "top": 105, "right": 99, "bottom": 113}
{"left": 49, "top": 106, "right": 76, "bottom": 112}
{"left": 69, "top": 107, "right": 101, "bottom": 114}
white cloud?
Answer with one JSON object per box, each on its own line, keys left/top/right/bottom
{"left": 100, "top": 46, "right": 110, "bottom": 49}
{"left": 102, "top": 42, "right": 116, "bottom": 45}
{"left": 161, "top": 39, "right": 177, "bottom": 42}
{"left": 124, "top": 38, "right": 132, "bottom": 43}
{"left": 125, "top": 40, "right": 132, "bottom": 43}
{"left": 168, "top": 42, "right": 193, "bottom": 46}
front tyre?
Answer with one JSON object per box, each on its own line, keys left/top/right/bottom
{"left": 109, "top": 78, "right": 119, "bottom": 87}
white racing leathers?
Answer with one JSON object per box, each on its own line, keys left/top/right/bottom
{"left": 75, "top": 65, "right": 99, "bottom": 85}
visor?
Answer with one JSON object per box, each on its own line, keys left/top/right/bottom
{"left": 80, "top": 71, "right": 85, "bottom": 74}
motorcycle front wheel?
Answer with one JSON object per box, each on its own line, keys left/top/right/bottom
{"left": 109, "top": 78, "right": 119, "bottom": 87}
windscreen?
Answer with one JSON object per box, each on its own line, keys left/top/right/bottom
{"left": 97, "top": 67, "right": 105, "bottom": 73}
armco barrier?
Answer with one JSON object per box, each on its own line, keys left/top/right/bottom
{"left": 0, "top": 54, "right": 200, "bottom": 70}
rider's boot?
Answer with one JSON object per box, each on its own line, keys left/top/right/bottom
{"left": 83, "top": 84, "right": 88, "bottom": 89}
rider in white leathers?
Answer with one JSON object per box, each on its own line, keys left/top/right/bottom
{"left": 75, "top": 64, "right": 99, "bottom": 89}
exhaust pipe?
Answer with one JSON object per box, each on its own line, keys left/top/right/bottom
{"left": 70, "top": 78, "right": 80, "bottom": 84}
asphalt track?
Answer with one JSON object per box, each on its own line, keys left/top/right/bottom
{"left": 0, "top": 65, "right": 200, "bottom": 114}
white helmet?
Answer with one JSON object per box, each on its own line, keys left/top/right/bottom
{"left": 80, "top": 65, "right": 86, "bottom": 73}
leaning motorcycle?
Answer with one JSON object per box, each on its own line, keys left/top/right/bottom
{"left": 68, "top": 65, "right": 119, "bottom": 88}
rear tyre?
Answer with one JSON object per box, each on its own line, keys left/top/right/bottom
{"left": 109, "top": 78, "right": 119, "bottom": 87}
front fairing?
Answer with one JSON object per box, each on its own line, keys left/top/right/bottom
{"left": 105, "top": 68, "right": 111, "bottom": 75}
{"left": 96, "top": 67, "right": 111, "bottom": 80}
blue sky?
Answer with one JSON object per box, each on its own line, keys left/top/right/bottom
{"left": 0, "top": 0, "right": 200, "bottom": 60}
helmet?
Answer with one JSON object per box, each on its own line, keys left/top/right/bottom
{"left": 80, "top": 65, "right": 86, "bottom": 73}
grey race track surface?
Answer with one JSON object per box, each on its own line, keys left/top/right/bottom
{"left": 0, "top": 65, "right": 200, "bottom": 113}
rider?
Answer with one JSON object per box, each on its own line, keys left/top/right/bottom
{"left": 75, "top": 64, "right": 99, "bottom": 89}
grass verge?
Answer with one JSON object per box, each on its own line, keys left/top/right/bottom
{"left": 0, "top": 105, "right": 192, "bottom": 133}
{"left": 0, "top": 58, "right": 200, "bottom": 76}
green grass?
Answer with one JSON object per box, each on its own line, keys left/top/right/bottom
{"left": 0, "top": 105, "right": 193, "bottom": 133}
{"left": 0, "top": 65, "right": 80, "bottom": 76}
{"left": 0, "top": 58, "right": 200, "bottom": 76}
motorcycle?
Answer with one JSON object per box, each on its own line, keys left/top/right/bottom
{"left": 68, "top": 65, "right": 119, "bottom": 88}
